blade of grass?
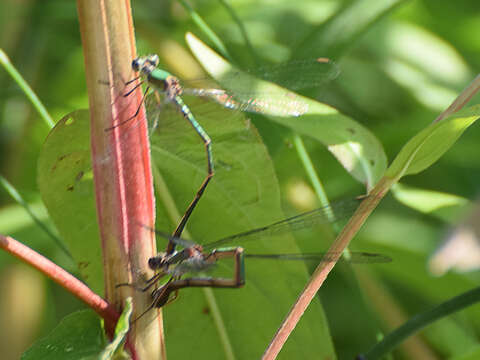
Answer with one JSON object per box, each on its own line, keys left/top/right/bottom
{"left": 292, "top": 134, "right": 339, "bottom": 224}
{"left": 0, "top": 48, "right": 54, "bottom": 128}
{"left": 177, "top": 0, "right": 232, "bottom": 61}
{"left": 0, "top": 50, "right": 68, "bottom": 256}
{"left": 217, "top": 0, "right": 257, "bottom": 64}
{"left": 360, "top": 286, "right": 480, "bottom": 360}
{"left": 292, "top": 134, "right": 357, "bottom": 262}
{"left": 0, "top": 174, "right": 70, "bottom": 258}
{"left": 295, "top": 0, "right": 408, "bottom": 59}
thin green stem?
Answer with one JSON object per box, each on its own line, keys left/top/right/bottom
{"left": 293, "top": 133, "right": 361, "bottom": 267}
{"left": 177, "top": 0, "right": 232, "bottom": 61}
{"left": 292, "top": 134, "right": 351, "bottom": 257}
{"left": 292, "top": 134, "right": 333, "bottom": 219}
{"left": 203, "top": 288, "right": 236, "bottom": 360}
{"left": 151, "top": 163, "right": 184, "bottom": 233}
{"left": 0, "top": 174, "right": 71, "bottom": 258}
{"left": 361, "top": 286, "right": 480, "bottom": 360}
{"left": 218, "top": 0, "right": 257, "bottom": 64}
{"left": 0, "top": 48, "right": 55, "bottom": 128}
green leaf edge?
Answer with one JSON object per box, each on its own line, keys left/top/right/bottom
{"left": 185, "top": 32, "right": 387, "bottom": 189}
{"left": 386, "top": 105, "right": 480, "bottom": 180}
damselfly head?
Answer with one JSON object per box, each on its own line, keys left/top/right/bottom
{"left": 148, "top": 252, "right": 167, "bottom": 270}
{"left": 132, "top": 54, "right": 160, "bottom": 74}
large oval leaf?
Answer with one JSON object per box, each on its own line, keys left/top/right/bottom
{"left": 150, "top": 98, "right": 336, "bottom": 359}
{"left": 37, "top": 110, "right": 104, "bottom": 293}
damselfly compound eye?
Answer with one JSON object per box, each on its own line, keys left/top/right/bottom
{"left": 131, "top": 58, "right": 141, "bottom": 72}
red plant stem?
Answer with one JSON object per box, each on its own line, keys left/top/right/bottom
{"left": 0, "top": 235, "right": 119, "bottom": 332}
{"left": 77, "top": 1, "right": 163, "bottom": 358}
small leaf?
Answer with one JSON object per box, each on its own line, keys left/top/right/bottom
{"left": 21, "top": 310, "right": 105, "bottom": 360}
{"left": 386, "top": 105, "right": 480, "bottom": 180}
{"left": 392, "top": 183, "right": 469, "bottom": 221}
{"left": 100, "top": 298, "right": 132, "bottom": 360}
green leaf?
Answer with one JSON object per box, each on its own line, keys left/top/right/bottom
{"left": 386, "top": 105, "right": 480, "bottom": 180}
{"left": 392, "top": 183, "right": 470, "bottom": 223}
{"left": 452, "top": 345, "right": 480, "bottom": 360}
{"left": 0, "top": 48, "right": 55, "bottom": 128}
{"left": 37, "top": 110, "right": 104, "bottom": 293}
{"left": 151, "top": 97, "right": 336, "bottom": 359}
{"left": 186, "top": 32, "right": 387, "bottom": 189}
{"left": 21, "top": 310, "right": 105, "bottom": 360}
{"left": 100, "top": 298, "right": 132, "bottom": 360}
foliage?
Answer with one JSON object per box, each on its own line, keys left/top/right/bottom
{"left": 1, "top": 0, "right": 480, "bottom": 359}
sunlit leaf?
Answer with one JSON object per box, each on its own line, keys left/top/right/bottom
{"left": 386, "top": 105, "right": 480, "bottom": 180}
{"left": 187, "top": 32, "right": 387, "bottom": 189}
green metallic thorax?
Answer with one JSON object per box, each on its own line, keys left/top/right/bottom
{"left": 147, "top": 68, "right": 173, "bottom": 90}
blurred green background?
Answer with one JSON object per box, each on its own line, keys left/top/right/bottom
{"left": 1, "top": 0, "right": 480, "bottom": 359}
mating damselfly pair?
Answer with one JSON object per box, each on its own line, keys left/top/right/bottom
{"left": 112, "top": 54, "right": 388, "bottom": 315}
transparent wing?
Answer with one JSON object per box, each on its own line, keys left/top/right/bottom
{"left": 245, "top": 252, "right": 392, "bottom": 264}
{"left": 202, "top": 196, "right": 366, "bottom": 251}
{"left": 146, "top": 196, "right": 368, "bottom": 252}
{"left": 181, "top": 58, "right": 340, "bottom": 117}
{"left": 183, "top": 87, "right": 310, "bottom": 117}
{"left": 145, "top": 226, "right": 196, "bottom": 249}
{"left": 251, "top": 58, "right": 340, "bottom": 89}
{"left": 169, "top": 251, "right": 391, "bottom": 278}
{"left": 183, "top": 58, "right": 339, "bottom": 91}
{"left": 168, "top": 258, "right": 216, "bottom": 277}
